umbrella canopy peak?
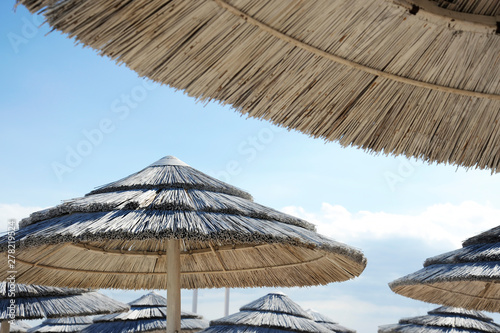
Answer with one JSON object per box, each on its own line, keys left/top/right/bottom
{"left": 306, "top": 309, "right": 356, "bottom": 333}
{"left": 149, "top": 156, "right": 190, "bottom": 167}
{"left": 379, "top": 306, "right": 500, "bottom": 333}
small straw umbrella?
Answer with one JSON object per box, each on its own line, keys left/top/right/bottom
{"left": 378, "top": 306, "right": 500, "bottom": 333}
{"left": 10, "top": 322, "right": 31, "bottom": 333}
{"left": 390, "top": 225, "right": 500, "bottom": 312}
{"left": 0, "top": 283, "right": 128, "bottom": 333}
{"left": 0, "top": 156, "right": 367, "bottom": 333}
{"left": 80, "top": 291, "right": 208, "bottom": 333}
{"left": 28, "top": 317, "right": 93, "bottom": 333}
{"left": 199, "top": 291, "right": 331, "bottom": 333}
{"left": 16, "top": 0, "right": 500, "bottom": 172}
{"left": 306, "top": 309, "right": 355, "bottom": 333}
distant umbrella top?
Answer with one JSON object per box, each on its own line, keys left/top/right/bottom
{"left": 390, "top": 224, "right": 500, "bottom": 312}
{"left": 307, "top": 309, "right": 355, "bottom": 333}
{"left": 200, "top": 292, "right": 331, "bottom": 333}
{"left": 0, "top": 283, "right": 128, "bottom": 320}
{"left": 81, "top": 292, "right": 208, "bottom": 333}
{"left": 378, "top": 306, "right": 500, "bottom": 333}
{"left": 16, "top": 0, "right": 500, "bottom": 172}
{"left": 0, "top": 156, "right": 366, "bottom": 290}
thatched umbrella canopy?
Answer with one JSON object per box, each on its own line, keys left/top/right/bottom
{"left": 306, "top": 309, "right": 355, "bottom": 333}
{"left": 80, "top": 292, "right": 208, "bottom": 333}
{"left": 10, "top": 321, "right": 31, "bottom": 333}
{"left": 378, "top": 306, "right": 500, "bottom": 333}
{"left": 16, "top": 0, "right": 500, "bottom": 172}
{"left": 0, "top": 283, "right": 128, "bottom": 333}
{"left": 200, "top": 292, "right": 331, "bottom": 333}
{"left": 390, "top": 225, "right": 500, "bottom": 312}
{"left": 0, "top": 156, "right": 366, "bottom": 333}
{"left": 28, "top": 317, "right": 93, "bottom": 333}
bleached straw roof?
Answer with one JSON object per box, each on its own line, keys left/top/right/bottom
{"left": 80, "top": 292, "right": 208, "bottom": 333}
{"left": 390, "top": 224, "right": 500, "bottom": 312}
{"left": 378, "top": 306, "right": 500, "bottom": 333}
{"left": 307, "top": 309, "right": 355, "bottom": 333}
{"left": 28, "top": 316, "right": 94, "bottom": 332}
{"left": 201, "top": 292, "right": 331, "bottom": 333}
{"left": 10, "top": 321, "right": 31, "bottom": 333}
{"left": 17, "top": 0, "right": 500, "bottom": 172}
{"left": 0, "top": 283, "right": 128, "bottom": 320}
{"left": 0, "top": 156, "right": 366, "bottom": 290}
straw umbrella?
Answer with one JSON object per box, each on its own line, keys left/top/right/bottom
{"left": 390, "top": 224, "right": 500, "bottom": 312}
{"left": 10, "top": 322, "right": 30, "bottom": 333}
{"left": 0, "top": 283, "right": 128, "bottom": 333}
{"left": 307, "top": 309, "right": 355, "bottom": 333}
{"left": 0, "top": 156, "right": 367, "bottom": 333}
{"left": 378, "top": 306, "right": 500, "bottom": 333}
{"left": 28, "top": 317, "right": 93, "bottom": 333}
{"left": 16, "top": 1, "right": 500, "bottom": 172}
{"left": 199, "top": 291, "right": 331, "bottom": 333}
{"left": 81, "top": 291, "right": 208, "bottom": 333}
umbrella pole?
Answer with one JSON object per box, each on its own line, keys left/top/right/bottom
{"left": 167, "top": 239, "right": 181, "bottom": 333}
{"left": 1, "top": 320, "right": 10, "bottom": 333}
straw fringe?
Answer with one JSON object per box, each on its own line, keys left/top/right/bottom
{"left": 16, "top": 0, "right": 500, "bottom": 172}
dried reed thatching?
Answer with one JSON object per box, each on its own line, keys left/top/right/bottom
{"left": 200, "top": 292, "right": 331, "bottom": 333}
{"left": 378, "top": 306, "right": 500, "bottom": 333}
{"left": 307, "top": 309, "right": 355, "bottom": 333}
{"left": 0, "top": 156, "right": 366, "bottom": 290}
{"left": 0, "top": 283, "right": 128, "bottom": 320}
{"left": 390, "top": 224, "right": 500, "bottom": 312}
{"left": 28, "top": 316, "right": 94, "bottom": 332}
{"left": 16, "top": 0, "right": 500, "bottom": 172}
{"left": 80, "top": 292, "right": 208, "bottom": 333}
{"left": 10, "top": 321, "right": 31, "bottom": 333}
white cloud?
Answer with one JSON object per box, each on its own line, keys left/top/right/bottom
{"left": 282, "top": 201, "right": 500, "bottom": 248}
{"left": 0, "top": 203, "right": 42, "bottom": 232}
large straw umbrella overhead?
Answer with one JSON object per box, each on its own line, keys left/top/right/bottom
{"left": 0, "top": 283, "right": 128, "bottom": 333}
{"left": 16, "top": 0, "right": 500, "bottom": 172}
{"left": 200, "top": 292, "right": 331, "bottom": 333}
{"left": 28, "top": 317, "right": 94, "bottom": 333}
{"left": 80, "top": 291, "right": 208, "bottom": 333}
{"left": 0, "top": 156, "right": 366, "bottom": 333}
{"left": 390, "top": 225, "right": 500, "bottom": 312}
{"left": 378, "top": 306, "right": 500, "bottom": 333}
{"left": 306, "top": 309, "right": 355, "bottom": 333}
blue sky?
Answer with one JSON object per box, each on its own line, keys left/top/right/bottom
{"left": 2, "top": 3, "right": 500, "bottom": 332}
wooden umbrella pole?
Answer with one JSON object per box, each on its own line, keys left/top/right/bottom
{"left": 0, "top": 320, "right": 10, "bottom": 333}
{"left": 167, "top": 239, "right": 181, "bottom": 333}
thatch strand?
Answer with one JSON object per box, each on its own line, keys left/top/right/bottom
{"left": 390, "top": 224, "right": 500, "bottom": 312}
{"left": 378, "top": 306, "right": 500, "bottom": 333}
{"left": 0, "top": 156, "right": 366, "bottom": 290}
{"left": 10, "top": 321, "right": 31, "bottom": 333}
{"left": 306, "top": 309, "right": 356, "bottom": 333}
{"left": 201, "top": 292, "right": 331, "bottom": 333}
{"left": 15, "top": 0, "right": 500, "bottom": 172}
{"left": 81, "top": 292, "right": 208, "bottom": 333}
